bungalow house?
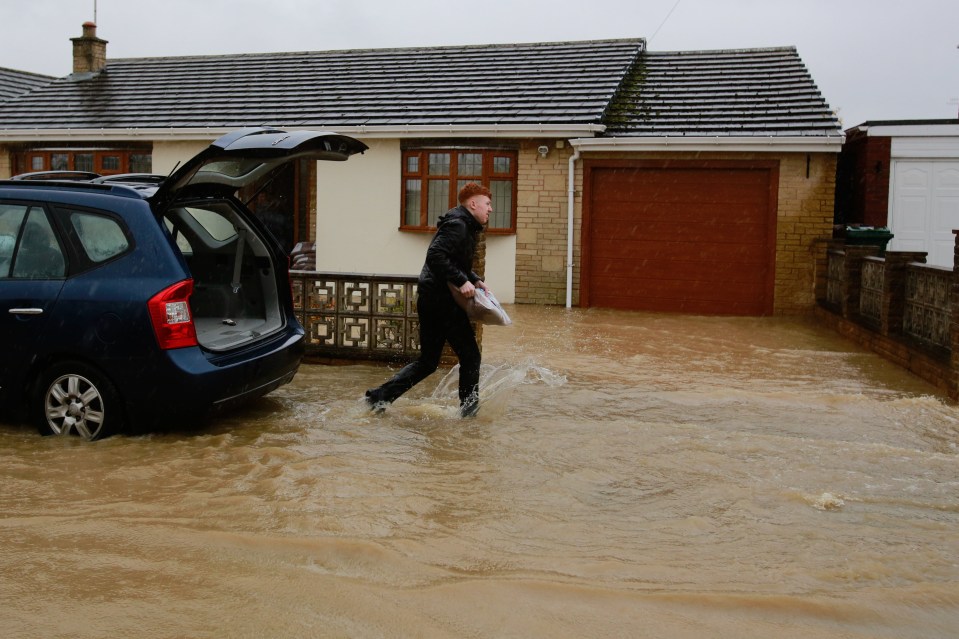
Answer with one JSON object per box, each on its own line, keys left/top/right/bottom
{"left": 835, "top": 118, "right": 959, "bottom": 267}
{"left": 0, "top": 23, "right": 844, "bottom": 315}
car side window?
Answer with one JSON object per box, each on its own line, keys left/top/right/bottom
{"left": 0, "top": 203, "right": 28, "bottom": 277}
{"left": 184, "top": 206, "right": 237, "bottom": 242}
{"left": 68, "top": 210, "right": 130, "bottom": 263}
{"left": 5, "top": 206, "right": 66, "bottom": 279}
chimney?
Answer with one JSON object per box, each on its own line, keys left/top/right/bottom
{"left": 71, "top": 22, "right": 108, "bottom": 75}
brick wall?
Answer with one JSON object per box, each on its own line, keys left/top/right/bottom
{"left": 0, "top": 146, "right": 11, "bottom": 179}
{"left": 860, "top": 136, "right": 892, "bottom": 228}
{"left": 814, "top": 238, "right": 959, "bottom": 399}
{"left": 836, "top": 132, "right": 891, "bottom": 227}
{"left": 515, "top": 141, "right": 578, "bottom": 305}
{"left": 515, "top": 148, "right": 837, "bottom": 314}
{"left": 774, "top": 152, "right": 838, "bottom": 314}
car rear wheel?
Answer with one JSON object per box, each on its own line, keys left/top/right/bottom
{"left": 36, "top": 362, "right": 122, "bottom": 441}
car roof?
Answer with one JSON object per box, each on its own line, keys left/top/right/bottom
{"left": 0, "top": 179, "right": 156, "bottom": 199}
{"left": 10, "top": 170, "right": 102, "bottom": 181}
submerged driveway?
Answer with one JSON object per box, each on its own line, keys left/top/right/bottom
{"left": 1, "top": 305, "right": 957, "bottom": 638}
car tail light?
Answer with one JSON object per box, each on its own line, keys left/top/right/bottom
{"left": 148, "top": 279, "right": 198, "bottom": 350}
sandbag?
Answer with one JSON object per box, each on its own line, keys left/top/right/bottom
{"left": 448, "top": 283, "right": 512, "bottom": 326}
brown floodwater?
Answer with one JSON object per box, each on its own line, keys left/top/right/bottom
{"left": 2, "top": 305, "right": 959, "bottom": 638}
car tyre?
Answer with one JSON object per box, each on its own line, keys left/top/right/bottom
{"left": 36, "top": 361, "right": 122, "bottom": 441}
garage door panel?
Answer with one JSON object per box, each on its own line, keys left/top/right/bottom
{"left": 590, "top": 281, "right": 766, "bottom": 314}
{"left": 592, "top": 167, "right": 768, "bottom": 187}
{"left": 590, "top": 260, "right": 768, "bottom": 284}
{"left": 590, "top": 236, "right": 770, "bottom": 256}
{"left": 586, "top": 164, "right": 775, "bottom": 315}
{"left": 594, "top": 189, "right": 768, "bottom": 207}
{"left": 590, "top": 219, "right": 769, "bottom": 241}
{"left": 591, "top": 204, "right": 768, "bottom": 225}
{"left": 589, "top": 295, "right": 763, "bottom": 314}
{"left": 588, "top": 202, "right": 766, "bottom": 224}
{"left": 591, "top": 245, "right": 768, "bottom": 266}
{"left": 592, "top": 275, "right": 765, "bottom": 298}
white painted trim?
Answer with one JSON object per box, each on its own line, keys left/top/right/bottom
{"left": 569, "top": 135, "right": 844, "bottom": 153}
{"left": 865, "top": 124, "right": 959, "bottom": 138}
{"left": 890, "top": 137, "right": 959, "bottom": 159}
{"left": 0, "top": 123, "right": 607, "bottom": 143}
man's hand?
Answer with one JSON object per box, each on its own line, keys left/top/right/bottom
{"left": 458, "top": 281, "right": 476, "bottom": 298}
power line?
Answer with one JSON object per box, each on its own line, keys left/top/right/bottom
{"left": 649, "top": 0, "right": 683, "bottom": 45}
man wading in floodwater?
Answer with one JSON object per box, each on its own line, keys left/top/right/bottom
{"left": 365, "top": 182, "right": 492, "bottom": 417}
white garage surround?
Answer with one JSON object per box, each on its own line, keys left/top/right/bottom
{"left": 885, "top": 128, "right": 959, "bottom": 268}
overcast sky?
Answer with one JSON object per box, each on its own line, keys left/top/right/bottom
{"left": 2, "top": 0, "right": 957, "bottom": 129}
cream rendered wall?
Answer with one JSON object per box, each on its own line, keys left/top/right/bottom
{"left": 149, "top": 137, "right": 516, "bottom": 301}
{"left": 314, "top": 138, "right": 516, "bottom": 302}
{"left": 151, "top": 140, "right": 207, "bottom": 175}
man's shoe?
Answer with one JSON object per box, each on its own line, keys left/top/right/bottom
{"left": 460, "top": 397, "right": 479, "bottom": 418}
{"left": 365, "top": 389, "right": 387, "bottom": 414}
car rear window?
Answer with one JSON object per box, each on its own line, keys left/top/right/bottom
{"left": 68, "top": 210, "right": 130, "bottom": 263}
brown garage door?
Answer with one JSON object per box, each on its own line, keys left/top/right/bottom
{"left": 583, "top": 160, "right": 778, "bottom": 315}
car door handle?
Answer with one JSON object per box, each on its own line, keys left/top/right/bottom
{"left": 9, "top": 308, "right": 43, "bottom": 315}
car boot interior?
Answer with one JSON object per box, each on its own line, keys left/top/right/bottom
{"left": 164, "top": 202, "right": 283, "bottom": 351}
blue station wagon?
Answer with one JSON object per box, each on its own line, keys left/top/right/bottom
{"left": 0, "top": 127, "right": 367, "bottom": 440}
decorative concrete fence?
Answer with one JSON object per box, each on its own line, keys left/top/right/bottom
{"left": 289, "top": 271, "right": 420, "bottom": 362}
{"left": 816, "top": 233, "right": 959, "bottom": 398}
{"left": 289, "top": 270, "right": 480, "bottom": 364}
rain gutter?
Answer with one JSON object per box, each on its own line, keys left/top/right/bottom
{"left": 0, "top": 124, "right": 608, "bottom": 143}
{"left": 569, "top": 135, "right": 845, "bottom": 154}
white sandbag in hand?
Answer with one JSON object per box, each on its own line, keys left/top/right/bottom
{"left": 448, "top": 283, "right": 512, "bottom": 326}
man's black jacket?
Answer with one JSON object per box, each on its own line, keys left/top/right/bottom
{"left": 418, "top": 205, "right": 483, "bottom": 298}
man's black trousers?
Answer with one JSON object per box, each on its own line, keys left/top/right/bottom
{"left": 371, "top": 290, "right": 481, "bottom": 411}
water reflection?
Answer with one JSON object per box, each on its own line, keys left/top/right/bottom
{"left": 1, "top": 306, "right": 958, "bottom": 638}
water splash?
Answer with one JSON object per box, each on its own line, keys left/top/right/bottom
{"left": 427, "top": 359, "right": 566, "bottom": 418}
{"left": 811, "top": 492, "right": 846, "bottom": 511}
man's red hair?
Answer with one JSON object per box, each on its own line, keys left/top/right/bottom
{"left": 458, "top": 182, "right": 491, "bottom": 204}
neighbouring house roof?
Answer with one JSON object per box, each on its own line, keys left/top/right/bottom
{"left": 0, "top": 37, "right": 844, "bottom": 149}
{"left": 0, "top": 39, "right": 643, "bottom": 139}
{"left": 0, "top": 67, "right": 55, "bottom": 102}
{"left": 846, "top": 119, "right": 959, "bottom": 137}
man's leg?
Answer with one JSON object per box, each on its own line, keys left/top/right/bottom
{"left": 446, "top": 310, "right": 481, "bottom": 417}
{"left": 366, "top": 294, "right": 446, "bottom": 406}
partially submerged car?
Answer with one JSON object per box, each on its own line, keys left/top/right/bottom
{"left": 0, "top": 127, "right": 367, "bottom": 440}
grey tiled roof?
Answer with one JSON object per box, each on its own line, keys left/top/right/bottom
{"left": 0, "top": 67, "right": 55, "bottom": 103}
{"left": 0, "top": 39, "right": 643, "bottom": 130}
{"left": 604, "top": 47, "right": 842, "bottom": 137}
{"left": 0, "top": 40, "right": 843, "bottom": 140}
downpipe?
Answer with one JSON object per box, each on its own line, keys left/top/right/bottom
{"left": 566, "top": 145, "right": 581, "bottom": 308}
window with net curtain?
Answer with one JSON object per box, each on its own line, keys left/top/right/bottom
{"left": 401, "top": 149, "right": 517, "bottom": 232}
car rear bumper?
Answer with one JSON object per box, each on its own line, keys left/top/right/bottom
{"left": 122, "top": 326, "right": 305, "bottom": 428}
